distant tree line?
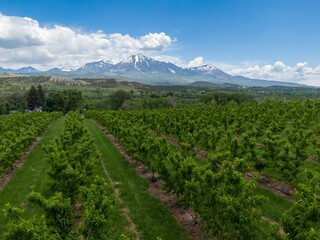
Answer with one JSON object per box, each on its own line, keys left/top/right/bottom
{"left": 86, "top": 90, "right": 177, "bottom": 111}
{"left": 0, "top": 85, "right": 83, "bottom": 115}
{"left": 200, "top": 91, "right": 254, "bottom": 104}
{"left": 1, "top": 86, "right": 255, "bottom": 115}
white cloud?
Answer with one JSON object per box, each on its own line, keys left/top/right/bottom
{"left": 140, "top": 32, "right": 173, "bottom": 50}
{"left": 152, "top": 55, "right": 183, "bottom": 65}
{"left": 0, "top": 14, "right": 45, "bottom": 48}
{"left": 0, "top": 13, "right": 175, "bottom": 70}
{"left": 230, "top": 61, "right": 320, "bottom": 86}
{"left": 186, "top": 56, "right": 204, "bottom": 67}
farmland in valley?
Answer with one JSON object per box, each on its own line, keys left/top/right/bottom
{"left": 1, "top": 100, "right": 319, "bottom": 239}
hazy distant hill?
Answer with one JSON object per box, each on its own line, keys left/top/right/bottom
{"left": 0, "top": 76, "right": 90, "bottom": 86}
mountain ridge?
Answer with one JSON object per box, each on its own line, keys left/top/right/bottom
{"left": 0, "top": 54, "right": 307, "bottom": 87}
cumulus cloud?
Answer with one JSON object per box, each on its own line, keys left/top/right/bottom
{"left": 186, "top": 56, "right": 204, "bottom": 67}
{"left": 0, "top": 14, "right": 45, "bottom": 48}
{"left": 0, "top": 13, "right": 174, "bottom": 70}
{"left": 230, "top": 61, "right": 320, "bottom": 86}
{"left": 140, "top": 32, "right": 173, "bottom": 50}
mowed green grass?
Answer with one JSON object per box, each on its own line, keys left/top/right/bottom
{"left": 0, "top": 117, "right": 65, "bottom": 235}
{"left": 85, "top": 120, "right": 191, "bottom": 240}
{"left": 254, "top": 186, "right": 292, "bottom": 222}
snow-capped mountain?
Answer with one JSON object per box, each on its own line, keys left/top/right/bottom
{"left": 113, "top": 54, "right": 184, "bottom": 74}
{"left": 188, "top": 64, "right": 232, "bottom": 81}
{"left": 189, "top": 64, "right": 223, "bottom": 74}
{"left": 0, "top": 54, "right": 304, "bottom": 87}
{"left": 76, "top": 60, "right": 113, "bottom": 73}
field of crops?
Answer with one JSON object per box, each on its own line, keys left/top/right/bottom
{"left": 1, "top": 101, "right": 320, "bottom": 239}
{"left": 0, "top": 112, "right": 62, "bottom": 175}
{"left": 86, "top": 100, "right": 320, "bottom": 239}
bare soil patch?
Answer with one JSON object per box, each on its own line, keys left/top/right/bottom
{"left": 150, "top": 130, "right": 181, "bottom": 149}
{"left": 193, "top": 147, "right": 208, "bottom": 160}
{"left": 148, "top": 179, "right": 205, "bottom": 239}
{"left": 307, "top": 156, "right": 320, "bottom": 165}
{"left": 245, "top": 173, "right": 294, "bottom": 200}
{"left": 73, "top": 199, "right": 84, "bottom": 229}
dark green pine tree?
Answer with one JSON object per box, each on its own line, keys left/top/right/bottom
{"left": 37, "top": 85, "right": 46, "bottom": 107}
{"left": 26, "top": 85, "right": 38, "bottom": 110}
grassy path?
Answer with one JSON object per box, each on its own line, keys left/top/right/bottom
{"left": 0, "top": 117, "right": 65, "bottom": 235}
{"left": 85, "top": 119, "right": 191, "bottom": 240}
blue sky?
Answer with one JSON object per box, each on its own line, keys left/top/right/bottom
{"left": 1, "top": 0, "right": 320, "bottom": 85}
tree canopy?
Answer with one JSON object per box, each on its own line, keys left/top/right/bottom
{"left": 26, "top": 85, "right": 46, "bottom": 110}
{"left": 44, "top": 90, "right": 83, "bottom": 113}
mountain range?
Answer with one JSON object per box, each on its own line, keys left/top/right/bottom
{"left": 0, "top": 54, "right": 305, "bottom": 87}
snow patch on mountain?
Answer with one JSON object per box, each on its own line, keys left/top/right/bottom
{"left": 190, "top": 64, "right": 220, "bottom": 72}
{"left": 168, "top": 68, "right": 176, "bottom": 74}
{"left": 60, "top": 67, "right": 74, "bottom": 72}
{"left": 77, "top": 60, "right": 113, "bottom": 72}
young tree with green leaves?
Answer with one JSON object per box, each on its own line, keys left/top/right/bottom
{"left": 281, "top": 171, "right": 320, "bottom": 239}
{"left": 28, "top": 192, "right": 73, "bottom": 237}
{"left": 81, "top": 176, "right": 116, "bottom": 239}
{"left": 2, "top": 204, "right": 60, "bottom": 240}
